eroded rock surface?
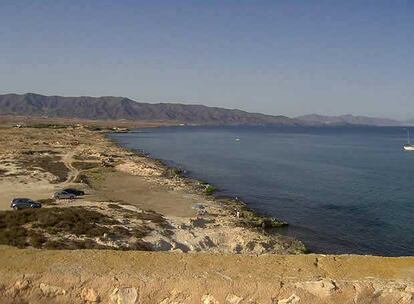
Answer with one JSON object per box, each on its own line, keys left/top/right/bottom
{"left": 0, "top": 247, "right": 413, "bottom": 304}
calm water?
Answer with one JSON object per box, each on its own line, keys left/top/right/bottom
{"left": 110, "top": 126, "right": 414, "bottom": 256}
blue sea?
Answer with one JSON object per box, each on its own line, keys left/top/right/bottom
{"left": 109, "top": 126, "right": 414, "bottom": 256}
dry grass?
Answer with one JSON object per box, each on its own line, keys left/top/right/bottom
{"left": 32, "top": 207, "right": 117, "bottom": 236}
{"left": 0, "top": 207, "right": 155, "bottom": 250}
{"left": 107, "top": 203, "right": 124, "bottom": 210}
{"left": 72, "top": 161, "right": 101, "bottom": 171}
{"left": 37, "top": 198, "right": 57, "bottom": 206}
{"left": 73, "top": 173, "right": 91, "bottom": 185}
{"left": 20, "top": 155, "right": 69, "bottom": 183}
{"left": 0, "top": 208, "right": 102, "bottom": 247}
{"left": 163, "top": 167, "right": 183, "bottom": 178}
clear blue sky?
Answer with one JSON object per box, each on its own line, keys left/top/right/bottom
{"left": 0, "top": 1, "right": 413, "bottom": 119}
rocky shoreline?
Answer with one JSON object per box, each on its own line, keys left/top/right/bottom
{"left": 106, "top": 131, "right": 291, "bottom": 229}
{"left": 102, "top": 129, "right": 307, "bottom": 254}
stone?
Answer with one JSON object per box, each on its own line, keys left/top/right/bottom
{"left": 380, "top": 291, "right": 412, "bottom": 304}
{"left": 110, "top": 287, "right": 139, "bottom": 304}
{"left": 5, "top": 280, "right": 30, "bottom": 298}
{"left": 39, "top": 283, "right": 66, "bottom": 297}
{"left": 353, "top": 283, "right": 375, "bottom": 303}
{"left": 277, "top": 294, "right": 300, "bottom": 304}
{"left": 158, "top": 289, "right": 188, "bottom": 304}
{"left": 405, "top": 285, "right": 414, "bottom": 293}
{"left": 295, "top": 279, "right": 337, "bottom": 298}
{"left": 81, "top": 288, "right": 100, "bottom": 302}
{"left": 226, "top": 294, "right": 243, "bottom": 304}
{"left": 159, "top": 298, "right": 183, "bottom": 304}
{"left": 202, "top": 294, "right": 219, "bottom": 304}
{"left": 5, "top": 280, "right": 31, "bottom": 297}
{"left": 14, "top": 279, "right": 30, "bottom": 291}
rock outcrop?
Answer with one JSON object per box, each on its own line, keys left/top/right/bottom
{"left": 0, "top": 246, "right": 413, "bottom": 303}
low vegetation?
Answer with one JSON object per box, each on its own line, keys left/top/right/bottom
{"left": 107, "top": 203, "right": 124, "bottom": 210}
{"left": 21, "top": 149, "right": 58, "bottom": 155}
{"left": 20, "top": 155, "right": 68, "bottom": 183}
{"left": 72, "top": 161, "right": 101, "bottom": 171}
{"left": 73, "top": 154, "right": 100, "bottom": 161}
{"left": 0, "top": 207, "right": 152, "bottom": 250}
{"left": 27, "top": 123, "right": 71, "bottom": 129}
{"left": 73, "top": 173, "right": 92, "bottom": 186}
{"left": 83, "top": 167, "right": 114, "bottom": 184}
{"left": 164, "top": 167, "right": 183, "bottom": 178}
{"left": 219, "top": 198, "right": 287, "bottom": 229}
{"left": 32, "top": 207, "right": 117, "bottom": 236}
{"left": 134, "top": 210, "right": 170, "bottom": 228}
{"left": 106, "top": 204, "right": 170, "bottom": 229}
{"left": 37, "top": 198, "right": 57, "bottom": 206}
{"left": 86, "top": 126, "right": 103, "bottom": 131}
{"left": 204, "top": 184, "right": 216, "bottom": 195}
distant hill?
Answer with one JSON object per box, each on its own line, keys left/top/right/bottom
{"left": 404, "top": 118, "right": 414, "bottom": 125}
{"left": 297, "top": 114, "right": 404, "bottom": 127}
{"left": 0, "top": 93, "right": 298, "bottom": 126}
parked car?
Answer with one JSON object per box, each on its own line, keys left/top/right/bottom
{"left": 61, "top": 188, "right": 85, "bottom": 196}
{"left": 10, "top": 198, "right": 41, "bottom": 210}
{"left": 53, "top": 191, "right": 76, "bottom": 200}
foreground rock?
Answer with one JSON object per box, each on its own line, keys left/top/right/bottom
{"left": 0, "top": 246, "right": 413, "bottom": 303}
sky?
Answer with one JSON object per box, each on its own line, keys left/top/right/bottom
{"left": 0, "top": 1, "right": 413, "bottom": 119}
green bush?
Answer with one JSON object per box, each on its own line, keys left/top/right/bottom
{"left": 164, "top": 167, "right": 183, "bottom": 178}
{"left": 204, "top": 184, "right": 216, "bottom": 195}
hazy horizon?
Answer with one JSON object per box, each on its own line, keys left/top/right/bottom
{"left": 0, "top": 1, "right": 413, "bottom": 120}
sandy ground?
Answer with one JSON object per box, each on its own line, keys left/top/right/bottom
{"left": 0, "top": 246, "right": 413, "bottom": 303}
{"left": 91, "top": 171, "right": 197, "bottom": 217}
{"left": 0, "top": 127, "right": 84, "bottom": 210}
{"left": 0, "top": 126, "right": 198, "bottom": 217}
{"left": 0, "top": 180, "right": 56, "bottom": 209}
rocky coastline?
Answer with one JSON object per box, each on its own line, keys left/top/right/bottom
{"left": 106, "top": 130, "right": 291, "bottom": 229}
{"left": 0, "top": 124, "right": 412, "bottom": 304}
{"left": 102, "top": 129, "right": 307, "bottom": 254}
{"left": 0, "top": 124, "right": 305, "bottom": 254}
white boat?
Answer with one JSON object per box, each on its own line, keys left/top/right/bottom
{"left": 404, "top": 144, "right": 414, "bottom": 151}
{"left": 403, "top": 129, "right": 414, "bottom": 151}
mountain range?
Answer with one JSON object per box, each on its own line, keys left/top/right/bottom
{"left": 0, "top": 93, "right": 297, "bottom": 125}
{"left": 0, "top": 93, "right": 411, "bottom": 127}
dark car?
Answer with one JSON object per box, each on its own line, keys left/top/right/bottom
{"left": 53, "top": 191, "right": 76, "bottom": 200}
{"left": 10, "top": 198, "right": 41, "bottom": 210}
{"left": 62, "top": 188, "right": 85, "bottom": 196}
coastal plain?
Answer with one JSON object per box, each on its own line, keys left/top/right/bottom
{"left": 0, "top": 125, "right": 304, "bottom": 254}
